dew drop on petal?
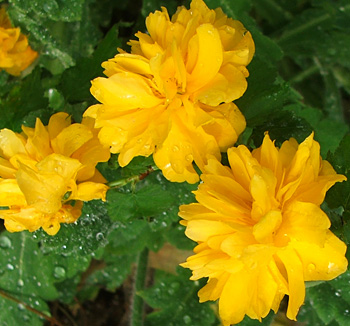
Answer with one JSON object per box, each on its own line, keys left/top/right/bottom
{"left": 307, "top": 263, "right": 316, "bottom": 273}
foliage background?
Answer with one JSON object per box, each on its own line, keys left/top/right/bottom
{"left": 0, "top": 0, "right": 349, "bottom": 325}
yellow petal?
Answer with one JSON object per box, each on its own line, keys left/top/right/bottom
{"left": 277, "top": 248, "right": 305, "bottom": 320}
{"left": 0, "top": 157, "right": 16, "bottom": 178}
{"left": 103, "top": 53, "right": 152, "bottom": 77}
{"left": 0, "top": 129, "right": 26, "bottom": 158}
{"left": 72, "top": 182, "right": 109, "bottom": 202}
{"left": 187, "top": 23, "right": 223, "bottom": 93}
{"left": 219, "top": 271, "right": 251, "bottom": 325}
{"left": 48, "top": 112, "right": 71, "bottom": 139}
{"left": 198, "top": 273, "right": 230, "bottom": 302}
{"left": 91, "top": 73, "right": 163, "bottom": 110}
{"left": 185, "top": 219, "right": 234, "bottom": 242}
{"left": 253, "top": 210, "right": 282, "bottom": 244}
{"left": 23, "top": 118, "right": 52, "bottom": 161}
{"left": 200, "top": 102, "right": 246, "bottom": 150}
{"left": 0, "top": 179, "right": 27, "bottom": 206}
{"left": 194, "top": 64, "right": 248, "bottom": 106}
{"left": 291, "top": 232, "right": 347, "bottom": 281}
{"left": 51, "top": 124, "right": 93, "bottom": 157}
{"left": 276, "top": 201, "right": 330, "bottom": 247}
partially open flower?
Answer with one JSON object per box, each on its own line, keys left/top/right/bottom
{"left": 0, "top": 7, "right": 38, "bottom": 76}
{"left": 84, "top": 0, "right": 254, "bottom": 183}
{"left": 180, "top": 133, "right": 347, "bottom": 325}
{"left": 0, "top": 112, "right": 110, "bottom": 235}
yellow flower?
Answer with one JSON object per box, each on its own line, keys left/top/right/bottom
{"left": 84, "top": 0, "right": 254, "bottom": 183}
{"left": 179, "top": 133, "right": 347, "bottom": 325}
{"left": 0, "top": 112, "right": 110, "bottom": 235}
{"left": 0, "top": 7, "right": 38, "bottom": 76}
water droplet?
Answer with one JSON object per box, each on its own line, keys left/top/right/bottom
{"left": 17, "top": 279, "right": 24, "bottom": 287}
{"left": 6, "top": 264, "right": 14, "bottom": 271}
{"left": 17, "top": 303, "right": 25, "bottom": 311}
{"left": 307, "top": 263, "right": 316, "bottom": 272}
{"left": 183, "top": 315, "right": 192, "bottom": 324}
{"left": 37, "top": 282, "right": 41, "bottom": 287}
{"left": 172, "top": 145, "right": 179, "bottom": 152}
{"left": 335, "top": 290, "right": 342, "bottom": 297}
{"left": 0, "top": 236, "right": 12, "bottom": 249}
{"left": 185, "top": 154, "right": 193, "bottom": 162}
{"left": 96, "top": 232, "right": 104, "bottom": 241}
{"left": 53, "top": 266, "right": 66, "bottom": 279}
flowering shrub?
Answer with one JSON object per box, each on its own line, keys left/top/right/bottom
{"left": 0, "top": 1, "right": 349, "bottom": 326}
{"left": 0, "top": 7, "right": 37, "bottom": 76}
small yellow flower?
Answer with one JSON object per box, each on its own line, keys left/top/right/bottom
{"left": 84, "top": 0, "right": 254, "bottom": 183}
{"left": 0, "top": 7, "right": 38, "bottom": 76}
{"left": 180, "top": 133, "right": 347, "bottom": 325}
{"left": 0, "top": 112, "right": 110, "bottom": 235}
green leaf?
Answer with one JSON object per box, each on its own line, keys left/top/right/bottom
{"left": 34, "top": 200, "right": 112, "bottom": 256}
{"left": 58, "top": 24, "right": 121, "bottom": 103}
{"left": 305, "top": 271, "right": 350, "bottom": 325}
{"left": 0, "top": 232, "right": 58, "bottom": 324}
{"left": 120, "top": 155, "right": 155, "bottom": 178}
{"left": 251, "top": 109, "right": 312, "bottom": 148}
{"left": 0, "top": 68, "right": 48, "bottom": 132}
{"left": 287, "top": 104, "right": 349, "bottom": 156}
{"left": 8, "top": 0, "right": 102, "bottom": 74}
{"left": 326, "top": 134, "right": 350, "bottom": 206}
{"left": 251, "top": 0, "right": 293, "bottom": 28}
{"left": 237, "top": 311, "right": 274, "bottom": 326}
{"left": 140, "top": 267, "right": 218, "bottom": 326}
{"left": 0, "top": 296, "right": 48, "bottom": 326}
{"left": 9, "top": 0, "right": 85, "bottom": 22}
{"left": 141, "top": 0, "right": 179, "bottom": 17}
{"left": 236, "top": 58, "right": 295, "bottom": 127}
{"left": 205, "top": 0, "right": 252, "bottom": 17}
{"left": 107, "top": 183, "right": 175, "bottom": 221}
{"left": 107, "top": 171, "right": 194, "bottom": 222}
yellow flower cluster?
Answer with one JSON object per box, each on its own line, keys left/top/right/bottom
{"left": 0, "top": 7, "right": 38, "bottom": 76}
{"left": 84, "top": 0, "right": 254, "bottom": 183}
{"left": 0, "top": 1, "right": 347, "bottom": 324}
{"left": 180, "top": 133, "right": 347, "bottom": 325}
{"left": 0, "top": 112, "right": 110, "bottom": 235}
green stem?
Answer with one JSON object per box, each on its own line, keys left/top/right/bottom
{"left": 277, "top": 4, "right": 350, "bottom": 44}
{"left": 0, "top": 289, "right": 64, "bottom": 326}
{"left": 289, "top": 65, "right": 319, "bottom": 85}
{"left": 107, "top": 165, "right": 159, "bottom": 188}
{"left": 130, "top": 247, "right": 149, "bottom": 326}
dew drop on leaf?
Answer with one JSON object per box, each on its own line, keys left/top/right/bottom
{"left": 183, "top": 315, "right": 192, "bottom": 324}
{"left": 53, "top": 266, "right": 66, "bottom": 279}
{"left": 96, "top": 232, "right": 104, "bottom": 241}
{"left": 6, "top": 263, "right": 14, "bottom": 271}
{"left": 0, "top": 236, "right": 12, "bottom": 249}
